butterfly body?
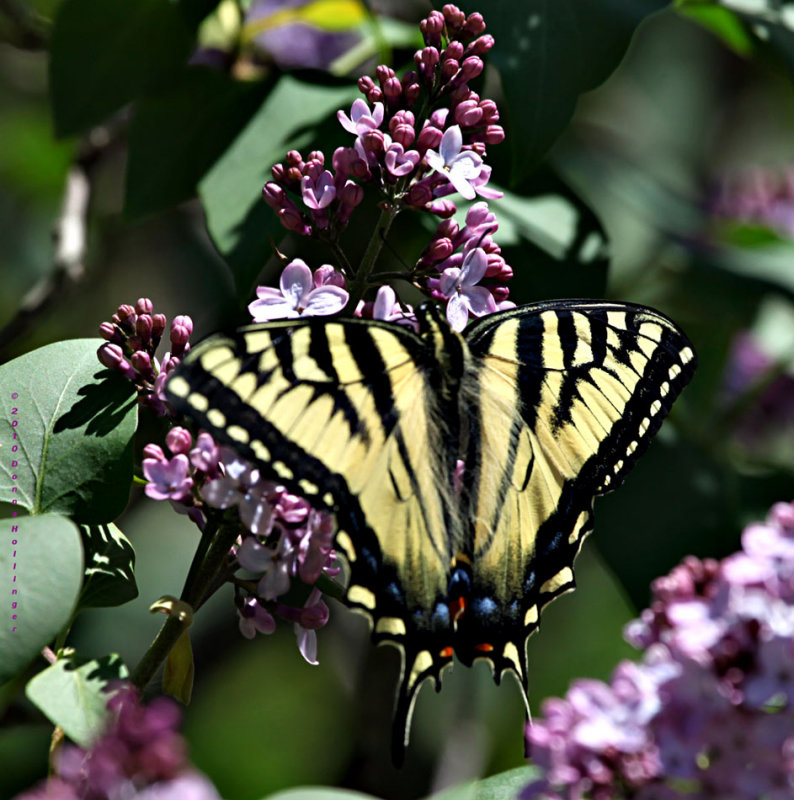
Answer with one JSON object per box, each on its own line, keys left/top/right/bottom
{"left": 165, "top": 299, "right": 696, "bottom": 760}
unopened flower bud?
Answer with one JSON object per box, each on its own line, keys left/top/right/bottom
{"left": 143, "top": 443, "right": 166, "bottom": 461}
{"left": 99, "top": 321, "right": 118, "bottom": 342}
{"left": 464, "top": 13, "right": 486, "bottom": 36}
{"left": 151, "top": 314, "right": 167, "bottom": 342}
{"left": 484, "top": 124, "right": 505, "bottom": 145}
{"left": 383, "top": 76, "right": 402, "bottom": 105}
{"left": 444, "top": 41, "right": 464, "bottom": 61}
{"left": 455, "top": 100, "right": 483, "bottom": 127}
{"left": 166, "top": 426, "right": 193, "bottom": 456}
{"left": 468, "top": 33, "right": 494, "bottom": 55}
{"left": 98, "top": 343, "right": 136, "bottom": 380}
{"left": 279, "top": 206, "right": 311, "bottom": 235}
{"left": 443, "top": 4, "right": 466, "bottom": 29}
{"left": 441, "top": 58, "right": 459, "bottom": 80}
{"left": 427, "top": 198, "right": 457, "bottom": 218}
{"left": 270, "top": 163, "right": 288, "bottom": 182}
{"left": 262, "top": 182, "right": 285, "bottom": 208}
{"left": 358, "top": 75, "right": 376, "bottom": 95}
{"left": 136, "top": 314, "right": 153, "bottom": 344}
{"left": 417, "top": 124, "right": 444, "bottom": 151}
{"left": 131, "top": 350, "right": 155, "bottom": 380}
{"left": 135, "top": 298, "right": 153, "bottom": 315}
{"left": 286, "top": 150, "right": 303, "bottom": 168}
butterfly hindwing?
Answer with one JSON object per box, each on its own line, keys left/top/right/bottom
{"left": 455, "top": 301, "right": 696, "bottom": 697}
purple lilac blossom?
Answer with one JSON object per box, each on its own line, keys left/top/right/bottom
{"left": 248, "top": 259, "right": 349, "bottom": 321}
{"left": 523, "top": 500, "right": 794, "bottom": 800}
{"left": 14, "top": 687, "right": 221, "bottom": 800}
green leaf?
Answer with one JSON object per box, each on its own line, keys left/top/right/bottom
{"left": 491, "top": 168, "right": 610, "bottom": 302}
{"left": 49, "top": 0, "right": 194, "bottom": 137}
{"left": 474, "top": 0, "right": 667, "bottom": 182}
{"left": 78, "top": 523, "right": 137, "bottom": 609}
{"left": 0, "top": 339, "right": 137, "bottom": 523}
{"left": 25, "top": 653, "right": 128, "bottom": 748}
{"left": 199, "top": 74, "right": 358, "bottom": 294}
{"left": 125, "top": 68, "right": 272, "bottom": 219}
{"left": 0, "top": 515, "right": 83, "bottom": 684}
{"left": 429, "top": 767, "right": 535, "bottom": 800}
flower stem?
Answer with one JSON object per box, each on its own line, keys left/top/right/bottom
{"left": 344, "top": 204, "right": 399, "bottom": 311}
{"left": 131, "top": 515, "right": 241, "bottom": 692}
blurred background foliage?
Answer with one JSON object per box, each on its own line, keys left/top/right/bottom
{"left": 3, "top": 0, "right": 794, "bottom": 798}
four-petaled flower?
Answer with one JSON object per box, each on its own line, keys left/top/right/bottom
{"left": 426, "top": 125, "right": 485, "bottom": 200}
{"left": 248, "top": 259, "right": 349, "bottom": 321}
{"left": 301, "top": 170, "right": 336, "bottom": 210}
{"left": 337, "top": 98, "right": 384, "bottom": 136}
{"left": 143, "top": 454, "right": 193, "bottom": 502}
{"left": 439, "top": 246, "right": 496, "bottom": 330}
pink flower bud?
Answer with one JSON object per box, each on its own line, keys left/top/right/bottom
{"left": 166, "top": 426, "right": 193, "bottom": 455}
{"left": 362, "top": 129, "right": 387, "bottom": 155}
{"left": 286, "top": 166, "right": 303, "bottom": 184}
{"left": 485, "top": 124, "right": 505, "bottom": 145}
{"left": 480, "top": 99, "right": 499, "bottom": 122}
{"left": 313, "top": 265, "right": 347, "bottom": 289}
{"left": 404, "top": 83, "right": 420, "bottom": 106}
{"left": 339, "top": 180, "right": 364, "bottom": 209}
{"left": 427, "top": 199, "right": 457, "bottom": 218}
{"left": 152, "top": 314, "right": 167, "bottom": 341}
{"left": 468, "top": 34, "right": 494, "bottom": 56}
{"left": 383, "top": 76, "right": 402, "bottom": 104}
{"left": 443, "top": 4, "right": 465, "bottom": 27}
{"left": 424, "top": 237, "right": 454, "bottom": 264}
{"left": 286, "top": 150, "right": 303, "bottom": 167}
{"left": 416, "top": 124, "right": 444, "bottom": 152}
{"left": 391, "top": 123, "right": 415, "bottom": 148}
{"left": 99, "top": 321, "right": 117, "bottom": 341}
{"left": 441, "top": 58, "right": 459, "bottom": 80}
{"left": 405, "top": 181, "right": 434, "bottom": 207}
{"left": 143, "top": 443, "right": 166, "bottom": 461}
{"left": 417, "top": 47, "right": 440, "bottom": 71}
{"left": 490, "top": 284, "right": 510, "bottom": 303}
{"left": 459, "top": 56, "right": 483, "bottom": 82}
{"left": 464, "top": 13, "right": 486, "bottom": 36}
{"left": 135, "top": 298, "right": 153, "bottom": 315}
{"left": 270, "top": 163, "right": 287, "bottom": 182}
{"left": 262, "top": 182, "right": 285, "bottom": 207}
{"left": 420, "top": 11, "right": 444, "bottom": 46}
{"left": 170, "top": 316, "right": 193, "bottom": 357}
{"left": 444, "top": 41, "right": 464, "bottom": 61}
{"left": 455, "top": 100, "right": 483, "bottom": 127}
{"left": 279, "top": 206, "right": 311, "bottom": 235}
{"left": 136, "top": 314, "right": 153, "bottom": 343}
{"left": 358, "top": 75, "right": 375, "bottom": 94}
{"left": 308, "top": 150, "right": 324, "bottom": 165}
{"left": 98, "top": 343, "right": 136, "bottom": 380}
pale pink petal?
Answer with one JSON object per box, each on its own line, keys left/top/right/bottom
{"left": 462, "top": 285, "right": 496, "bottom": 317}
{"left": 373, "top": 285, "right": 396, "bottom": 320}
{"left": 248, "top": 295, "right": 300, "bottom": 321}
{"left": 459, "top": 247, "right": 488, "bottom": 286}
{"left": 446, "top": 293, "right": 470, "bottom": 331}
{"left": 279, "top": 259, "right": 313, "bottom": 306}
{"left": 301, "top": 285, "right": 349, "bottom": 316}
{"left": 439, "top": 267, "right": 461, "bottom": 297}
{"left": 439, "top": 125, "right": 463, "bottom": 162}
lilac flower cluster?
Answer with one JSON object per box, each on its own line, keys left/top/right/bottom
{"left": 523, "top": 501, "right": 794, "bottom": 800}
{"left": 98, "top": 298, "right": 337, "bottom": 664}
{"left": 15, "top": 686, "right": 220, "bottom": 800}
{"left": 141, "top": 422, "right": 337, "bottom": 663}
{"left": 97, "top": 298, "right": 192, "bottom": 417}
{"left": 258, "top": 4, "right": 511, "bottom": 331}
{"left": 711, "top": 167, "right": 794, "bottom": 238}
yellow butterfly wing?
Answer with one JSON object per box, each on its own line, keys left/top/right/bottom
{"left": 454, "top": 301, "right": 697, "bottom": 702}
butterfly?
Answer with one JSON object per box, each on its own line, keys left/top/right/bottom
{"left": 165, "top": 299, "right": 696, "bottom": 762}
